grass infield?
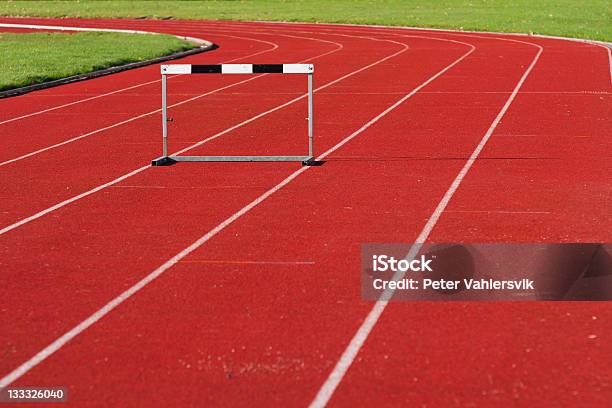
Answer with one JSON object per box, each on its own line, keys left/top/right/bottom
{"left": 0, "top": 31, "right": 197, "bottom": 91}
{"left": 0, "top": 0, "right": 610, "bottom": 42}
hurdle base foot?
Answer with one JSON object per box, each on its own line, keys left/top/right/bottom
{"left": 302, "top": 157, "right": 325, "bottom": 166}
{"left": 151, "top": 156, "right": 176, "bottom": 166}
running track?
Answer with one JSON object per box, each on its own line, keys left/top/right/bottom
{"left": 0, "top": 17, "right": 611, "bottom": 407}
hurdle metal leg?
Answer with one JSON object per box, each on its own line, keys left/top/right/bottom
{"left": 308, "top": 72, "right": 314, "bottom": 159}
{"left": 162, "top": 74, "right": 168, "bottom": 157}
{"left": 152, "top": 74, "right": 176, "bottom": 166}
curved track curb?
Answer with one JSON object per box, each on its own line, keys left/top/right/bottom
{"left": 0, "top": 23, "right": 217, "bottom": 98}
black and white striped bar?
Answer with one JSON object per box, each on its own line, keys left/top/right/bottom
{"left": 161, "top": 64, "right": 314, "bottom": 75}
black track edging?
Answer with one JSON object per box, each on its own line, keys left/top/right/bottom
{"left": 0, "top": 42, "right": 218, "bottom": 99}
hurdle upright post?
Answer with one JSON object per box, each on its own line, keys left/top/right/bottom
{"left": 308, "top": 72, "right": 314, "bottom": 159}
{"left": 161, "top": 73, "right": 168, "bottom": 157}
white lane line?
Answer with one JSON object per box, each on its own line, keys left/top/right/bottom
{"left": 0, "top": 167, "right": 147, "bottom": 237}
{"left": 179, "top": 260, "right": 316, "bottom": 265}
{"left": 446, "top": 210, "right": 551, "bottom": 214}
{"left": 0, "top": 35, "right": 470, "bottom": 389}
{"left": 0, "top": 31, "right": 279, "bottom": 126}
{"left": 309, "top": 42, "right": 543, "bottom": 408}
{"left": 0, "top": 34, "right": 389, "bottom": 236}
{"left": 0, "top": 33, "right": 341, "bottom": 167}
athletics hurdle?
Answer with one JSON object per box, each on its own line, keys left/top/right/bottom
{"left": 151, "top": 64, "right": 315, "bottom": 166}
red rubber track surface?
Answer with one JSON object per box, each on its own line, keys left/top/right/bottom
{"left": 0, "top": 17, "right": 610, "bottom": 407}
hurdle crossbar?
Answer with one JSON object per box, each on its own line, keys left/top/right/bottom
{"left": 152, "top": 64, "right": 315, "bottom": 166}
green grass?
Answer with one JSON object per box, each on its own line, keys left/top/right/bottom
{"left": 0, "top": 31, "right": 196, "bottom": 91}
{"left": 0, "top": 0, "right": 611, "bottom": 42}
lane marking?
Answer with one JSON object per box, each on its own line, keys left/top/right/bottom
{"left": 446, "top": 210, "right": 551, "bottom": 214}
{"left": 266, "top": 91, "right": 610, "bottom": 94}
{"left": 109, "top": 185, "right": 246, "bottom": 190}
{"left": 309, "top": 40, "right": 543, "bottom": 408}
{"left": 0, "top": 35, "right": 471, "bottom": 389}
{"left": 178, "top": 260, "right": 316, "bottom": 265}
